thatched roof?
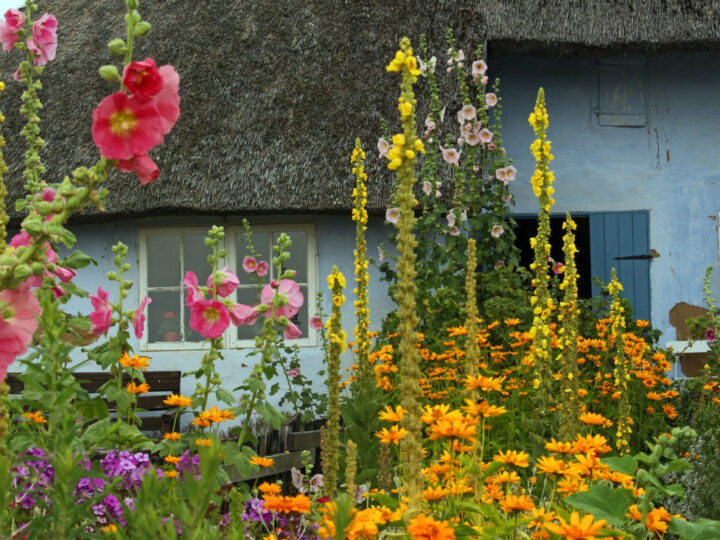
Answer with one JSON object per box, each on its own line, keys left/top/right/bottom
{"left": 1, "top": 0, "right": 719, "bottom": 222}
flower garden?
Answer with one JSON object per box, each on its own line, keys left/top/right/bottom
{"left": 3, "top": 1, "right": 720, "bottom": 538}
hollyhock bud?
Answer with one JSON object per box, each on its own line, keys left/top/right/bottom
{"left": 270, "top": 280, "right": 279, "bottom": 289}
{"left": 123, "top": 58, "right": 163, "bottom": 100}
{"left": 134, "top": 21, "right": 151, "bottom": 36}
{"left": 108, "top": 38, "right": 127, "bottom": 55}
{"left": 99, "top": 65, "right": 121, "bottom": 82}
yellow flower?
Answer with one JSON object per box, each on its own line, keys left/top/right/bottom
{"left": 378, "top": 405, "right": 405, "bottom": 423}
{"left": 126, "top": 381, "right": 150, "bottom": 394}
{"left": 165, "top": 455, "right": 181, "bottom": 464}
{"left": 493, "top": 450, "right": 530, "bottom": 468}
{"left": 164, "top": 470, "right": 178, "bottom": 478}
{"left": 544, "top": 512, "right": 607, "bottom": 539}
{"left": 22, "top": 411, "right": 47, "bottom": 424}
{"left": 500, "top": 494, "right": 535, "bottom": 513}
{"left": 258, "top": 481, "right": 282, "bottom": 494}
{"left": 250, "top": 456, "right": 275, "bottom": 468}
{"left": 195, "top": 438, "right": 212, "bottom": 447}
{"left": 119, "top": 351, "right": 150, "bottom": 370}
{"left": 163, "top": 432, "right": 181, "bottom": 441}
{"left": 163, "top": 393, "right": 193, "bottom": 407}
{"left": 375, "top": 424, "right": 408, "bottom": 445}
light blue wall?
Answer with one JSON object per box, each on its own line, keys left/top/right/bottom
{"left": 57, "top": 215, "right": 397, "bottom": 415}
{"left": 493, "top": 52, "right": 720, "bottom": 367}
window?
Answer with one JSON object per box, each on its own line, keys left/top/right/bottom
{"left": 138, "top": 223, "right": 317, "bottom": 350}
{"left": 595, "top": 58, "right": 647, "bottom": 127}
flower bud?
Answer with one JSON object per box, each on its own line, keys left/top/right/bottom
{"left": 107, "top": 271, "right": 118, "bottom": 281}
{"left": 23, "top": 216, "right": 43, "bottom": 236}
{"left": 14, "top": 264, "right": 32, "bottom": 280}
{"left": 30, "top": 261, "right": 44, "bottom": 275}
{"left": 98, "top": 64, "right": 121, "bottom": 82}
{"left": 125, "top": 10, "right": 141, "bottom": 25}
{"left": 126, "top": 0, "right": 139, "bottom": 7}
{"left": 35, "top": 201, "right": 52, "bottom": 215}
{"left": 134, "top": 21, "right": 151, "bottom": 36}
{"left": 108, "top": 39, "right": 127, "bottom": 56}
{"left": 271, "top": 279, "right": 279, "bottom": 289}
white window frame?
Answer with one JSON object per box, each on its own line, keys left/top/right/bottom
{"left": 138, "top": 223, "right": 317, "bottom": 351}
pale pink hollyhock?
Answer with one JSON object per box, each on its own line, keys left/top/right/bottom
{"left": 386, "top": 207, "right": 400, "bottom": 224}
{"left": 435, "top": 190, "right": 442, "bottom": 198}
{"left": 116, "top": 154, "right": 160, "bottom": 185}
{"left": 458, "top": 104, "right": 476, "bottom": 122}
{"left": 123, "top": 58, "right": 164, "bottom": 101}
{"left": 89, "top": 287, "right": 112, "bottom": 336}
{"left": 284, "top": 321, "right": 302, "bottom": 340}
{"left": 459, "top": 210, "right": 468, "bottom": 222}
{"left": 491, "top": 225, "right": 505, "bottom": 238}
{"left": 26, "top": 13, "right": 57, "bottom": 66}
{"left": 132, "top": 296, "right": 152, "bottom": 339}
{"left": 229, "top": 303, "right": 259, "bottom": 327}
{"left": 473, "top": 165, "right": 479, "bottom": 172}
{"left": 493, "top": 260, "right": 505, "bottom": 270}
{"left": 552, "top": 262, "right": 566, "bottom": 275}
{"left": 207, "top": 265, "right": 239, "bottom": 298}
{"left": 495, "top": 168, "right": 507, "bottom": 182}
{"left": 183, "top": 271, "right": 203, "bottom": 306}
{"left": 261, "top": 279, "right": 304, "bottom": 319}
{"left": 189, "top": 299, "right": 230, "bottom": 339}
{"left": 242, "top": 256, "right": 258, "bottom": 273}
{"left": 153, "top": 65, "right": 181, "bottom": 135}
{"left": 377, "top": 245, "right": 386, "bottom": 263}
{"left": 479, "top": 128, "right": 493, "bottom": 144}
{"left": 457, "top": 136, "right": 464, "bottom": 147}
{"left": 485, "top": 93, "right": 497, "bottom": 108}
{"left": 310, "top": 316, "right": 323, "bottom": 330}
{"left": 436, "top": 181, "right": 442, "bottom": 188}
{"left": 256, "top": 260, "right": 269, "bottom": 277}
{"left": 446, "top": 211, "right": 456, "bottom": 228}
{"left": 447, "top": 225, "right": 460, "bottom": 236}
{"left": 471, "top": 60, "right": 487, "bottom": 79}
{"left": 92, "top": 92, "right": 166, "bottom": 160}
{"left": 489, "top": 142, "right": 497, "bottom": 150}
{"left": 504, "top": 166, "right": 517, "bottom": 181}
{"left": 481, "top": 75, "right": 488, "bottom": 85}
{"left": 422, "top": 180, "right": 432, "bottom": 196}
{"left": 310, "top": 474, "right": 324, "bottom": 493}
{"left": 465, "top": 131, "right": 480, "bottom": 146}
{"left": 502, "top": 194, "right": 513, "bottom": 203}
{"left": 0, "top": 9, "right": 24, "bottom": 51}
{"left": 288, "top": 368, "right": 300, "bottom": 378}
{"left": 455, "top": 50, "right": 465, "bottom": 62}
{"left": 440, "top": 146, "right": 460, "bottom": 166}
{"left": 377, "top": 137, "right": 389, "bottom": 159}
{"left": 0, "top": 282, "right": 41, "bottom": 383}
{"left": 291, "top": 467, "right": 304, "bottom": 492}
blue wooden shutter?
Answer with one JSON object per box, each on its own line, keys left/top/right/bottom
{"left": 589, "top": 212, "right": 651, "bottom": 321}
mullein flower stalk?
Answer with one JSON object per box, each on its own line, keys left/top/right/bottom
{"left": 557, "top": 213, "right": 581, "bottom": 440}
{"left": 609, "top": 268, "right": 632, "bottom": 454}
{"left": 350, "top": 140, "right": 371, "bottom": 384}
{"left": 385, "top": 37, "right": 426, "bottom": 517}
{"left": 527, "top": 88, "right": 556, "bottom": 413}
{"left": 464, "top": 238, "right": 480, "bottom": 402}
{"left": 345, "top": 439, "right": 357, "bottom": 499}
{"left": 325, "top": 266, "right": 347, "bottom": 498}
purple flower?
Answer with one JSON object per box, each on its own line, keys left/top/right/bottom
{"left": 706, "top": 327, "right": 717, "bottom": 342}
{"left": 177, "top": 450, "right": 201, "bottom": 481}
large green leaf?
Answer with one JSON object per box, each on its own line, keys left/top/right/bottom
{"left": 602, "top": 455, "right": 638, "bottom": 476}
{"left": 668, "top": 517, "right": 720, "bottom": 539}
{"left": 564, "top": 485, "right": 633, "bottom": 527}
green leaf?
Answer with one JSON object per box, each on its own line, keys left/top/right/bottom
{"left": 215, "top": 387, "right": 235, "bottom": 405}
{"left": 564, "top": 485, "right": 633, "bottom": 527}
{"left": 254, "top": 401, "right": 285, "bottom": 429}
{"left": 62, "top": 250, "right": 98, "bottom": 269}
{"left": 602, "top": 455, "right": 639, "bottom": 476}
{"left": 668, "top": 517, "right": 720, "bottom": 539}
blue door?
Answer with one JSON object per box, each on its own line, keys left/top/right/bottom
{"left": 589, "top": 211, "right": 651, "bottom": 321}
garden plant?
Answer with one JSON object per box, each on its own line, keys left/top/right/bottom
{"left": 1, "top": 1, "right": 720, "bottom": 539}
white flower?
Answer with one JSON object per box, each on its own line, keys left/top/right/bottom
{"left": 377, "top": 137, "right": 389, "bottom": 159}
{"left": 485, "top": 93, "right": 497, "bottom": 107}
{"left": 385, "top": 207, "right": 400, "bottom": 224}
{"left": 491, "top": 225, "right": 505, "bottom": 238}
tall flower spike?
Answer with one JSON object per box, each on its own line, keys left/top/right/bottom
{"left": 527, "top": 88, "right": 556, "bottom": 413}
{"left": 463, "top": 238, "right": 480, "bottom": 402}
{"left": 609, "top": 268, "right": 632, "bottom": 454}
{"left": 557, "top": 213, "right": 581, "bottom": 440}
{"left": 386, "top": 37, "right": 425, "bottom": 517}
{"left": 324, "top": 266, "right": 346, "bottom": 498}
{"left": 351, "top": 139, "right": 371, "bottom": 384}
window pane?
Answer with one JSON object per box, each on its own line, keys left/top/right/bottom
{"left": 274, "top": 231, "right": 307, "bottom": 282}
{"left": 183, "top": 234, "right": 211, "bottom": 286}
{"left": 147, "top": 236, "right": 180, "bottom": 288}
{"left": 147, "top": 290, "right": 180, "bottom": 343}
{"left": 236, "top": 231, "right": 271, "bottom": 281}
{"left": 237, "top": 287, "right": 262, "bottom": 341}
{"left": 184, "top": 304, "right": 208, "bottom": 342}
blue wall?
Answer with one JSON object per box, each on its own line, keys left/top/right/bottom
{"left": 493, "top": 52, "right": 720, "bottom": 373}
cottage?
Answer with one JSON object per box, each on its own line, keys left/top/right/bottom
{"left": 3, "top": 0, "right": 719, "bottom": 392}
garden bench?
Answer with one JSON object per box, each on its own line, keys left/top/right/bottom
{"left": 6, "top": 370, "right": 182, "bottom": 434}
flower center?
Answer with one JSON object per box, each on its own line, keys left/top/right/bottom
{"left": 204, "top": 307, "right": 220, "bottom": 322}
{"left": 109, "top": 109, "right": 137, "bottom": 137}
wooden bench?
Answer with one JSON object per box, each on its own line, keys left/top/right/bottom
{"left": 6, "top": 371, "right": 182, "bottom": 433}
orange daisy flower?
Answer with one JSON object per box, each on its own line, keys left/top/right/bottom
{"left": 250, "top": 456, "right": 275, "bottom": 468}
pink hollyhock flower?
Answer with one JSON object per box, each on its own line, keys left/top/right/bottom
{"left": 310, "top": 316, "right": 323, "bottom": 330}
{"left": 153, "top": 65, "right": 181, "bottom": 135}
{"left": 261, "top": 279, "right": 304, "bottom": 319}
{"left": 52, "top": 265, "right": 75, "bottom": 283}
{"left": 242, "top": 256, "right": 257, "bottom": 273}
{"left": 0, "top": 282, "right": 41, "bottom": 383}
{"left": 494, "top": 260, "right": 505, "bottom": 270}
{"left": 471, "top": 60, "right": 487, "bottom": 79}
{"left": 440, "top": 146, "right": 460, "bottom": 166}
{"left": 189, "top": 299, "right": 230, "bottom": 339}
{"left": 495, "top": 168, "right": 507, "bottom": 182}
{"left": 465, "top": 131, "right": 480, "bottom": 146}
{"left": 491, "top": 225, "right": 505, "bottom": 238}
{"left": 229, "top": 303, "right": 259, "bottom": 327}
{"left": 706, "top": 327, "right": 716, "bottom": 342}
{"left": 207, "top": 265, "right": 239, "bottom": 298}
{"left": 310, "top": 474, "right": 324, "bottom": 493}
{"left": 485, "top": 93, "right": 497, "bottom": 107}
{"left": 422, "top": 180, "right": 432, "bottom": 196}
{"left": 459, "top": 210, "right": 468, "bottom": 222}
{"left": 447, "top": 225, "right": 459, "bottom": 236}
{"left": 552, "top": 262, "right": 566, "bottom": 275}
{"left": 92, "top": 92, "right": 166, "bottom": 160}
{"left": 446, "top": 211, "right": 456, "bottom": 228}
{"left": 288, "top": 368, "right": 300, "bottom": 378}
{"left": 123, "top": 58, "right": 164, "bottom": 101}
{"left": 377, "top": 138, "right": 389, "bottom": 159}
{"left": 457, "top": 105, "right": 476, "bottom": 122}
{"left": 256, "top": 260, "right": 269, "bottom": 277}
{"left": 505, "top": 166, "right": 517, "bottom": 181}
{"left": 377, "top": 245, "right": 386, "bottom": 263}
{"left": 132, "top": 296, "right": 152, "bottom": 339}
{"left": 502, "top": 194, "right": 513, "bottom": 203}
{"left": 183, "top": 272, "right": 203, "bottom": 305}
{"left": 386, "top": 207, "right": 400, "bottom": 224}
{"left": 26, "top": 13, "right": 57, "bottom": 66}
{"left": 0, "top": 9, "right": 24, "bottom": 51}
{"left": 481, "top": 75, "right": 488, "bottom": 85}
{"left": 89, "top": 287, "right": 112, "bottom": 336}
{"left": 478, "top": 128, "right": 493, "bottom": 144}
{"left": 284, "top": 321, "right": 302, "bottom": 340}
{"left": 116, "top": 154, "right": 160, "bottom": 185}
